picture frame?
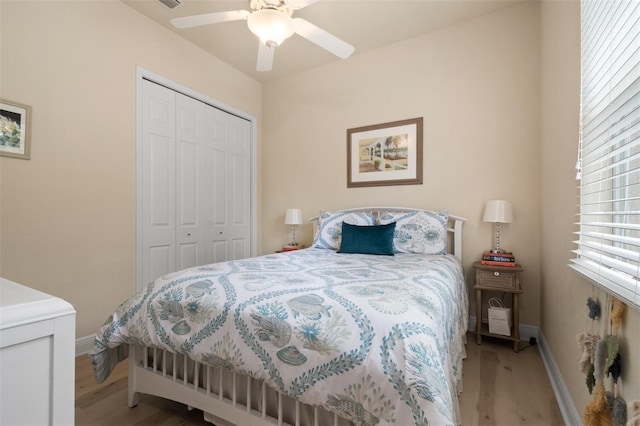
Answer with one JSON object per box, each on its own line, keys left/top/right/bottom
{"left": 1, "top": 99, "right": 31, "bottom": 159}
{"left": 347, "top": 117, "right": 423, "bottom": 187}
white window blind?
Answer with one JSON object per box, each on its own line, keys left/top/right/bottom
{"left": 570, "top": 0, "right": 640, "bottom": 311}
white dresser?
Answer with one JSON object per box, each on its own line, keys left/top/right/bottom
{"left": 0, "top": 278, "right": 76, "bottom": 425}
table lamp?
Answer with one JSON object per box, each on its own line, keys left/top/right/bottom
{"left": 285, "top": 208, "right": 303, "bottom": 246}
{"left": 483, "top": 200, "right": 513, "bottom": 253}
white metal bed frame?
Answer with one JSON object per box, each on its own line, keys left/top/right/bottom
{"left": 127, "top": 207, "right": 467, "bottom": 426}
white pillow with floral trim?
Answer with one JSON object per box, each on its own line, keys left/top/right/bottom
{"left": 312, "top": 211, "right": 376, "bottom": 250}
{"left": 378, "top": 210, "right": 449, "bottom": 254}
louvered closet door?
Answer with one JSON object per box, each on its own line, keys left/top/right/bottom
{"left": 140, "top": 79, "right": 176, "bottom": 287}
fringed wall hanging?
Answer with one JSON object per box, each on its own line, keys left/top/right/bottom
{"left": 584, "top": 383, "right": 613, "bottom": 426}
{"left": 578, "top": 332, "right": 600, "bottom": 393}
{"left": 582, "top": 295, "right": 629, "bottom": 426}
{"left": 578, "top": 295, "right": 601, "bottom": 394}
{"left": 588, "top": 297, "right": 601, "bottom": 320}
{"left": 610, "top": 298, "right": 625, "bottom": 336}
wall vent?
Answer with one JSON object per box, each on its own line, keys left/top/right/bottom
{"left": 158, "top": 0, "right": 180, "bottom": 9}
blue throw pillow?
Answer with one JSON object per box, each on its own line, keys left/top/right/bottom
{"left": 338, "top": 222, "right": 396, "bottom": 255}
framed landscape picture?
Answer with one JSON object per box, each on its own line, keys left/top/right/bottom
{"left": 1, "top": 99, "right": 31, "bottom": 159}
{"left": 347, "top": 117, "right": 423, "bottom": 187}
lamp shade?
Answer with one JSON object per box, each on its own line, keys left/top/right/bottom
{"left": 483, "top": 200, "right": 513, "bottom": 223}
{"left": 285, "top": 208, "right": 304, "bottom": 225}
{"left": 247, "top": 9, "right": 295, "bottom": 47}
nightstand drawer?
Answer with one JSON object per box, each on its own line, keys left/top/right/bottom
{"left": 476, "top": 269, "right": 517, "bottom": 290}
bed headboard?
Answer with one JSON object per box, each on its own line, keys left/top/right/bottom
{"left": 309, "top": 207, "right": 467, "bottom": 263}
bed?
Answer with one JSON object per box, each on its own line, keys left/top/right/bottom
{"left": 90, "top": 207, "right": 468, "bottom": 426}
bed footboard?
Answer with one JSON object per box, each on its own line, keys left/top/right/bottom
{"left": 127, "top": 344, "right": 349, "bottom": 426}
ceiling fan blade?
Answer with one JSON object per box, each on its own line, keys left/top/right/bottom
{"left": 293, "top": 18, "right": 354, "bottom": 59}
{"left": 284, "top": 0, "right": 322, "bottom": 10}
{"left": 171, "top": 10, "right": 250, "bottom": 29}
{"left": 257, "top": 42, "right": 275, "bottom": 72}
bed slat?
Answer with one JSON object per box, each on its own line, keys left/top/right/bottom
{"left": 130, "top": 343, "right": 363, "bottom": 425}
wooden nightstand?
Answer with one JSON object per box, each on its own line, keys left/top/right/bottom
{"left": 473, "top": 261, "right": 523, "bottom": 352}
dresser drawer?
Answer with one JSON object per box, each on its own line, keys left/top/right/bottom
{"left": 476, "top": 269, "right": 517, "bottom": 290}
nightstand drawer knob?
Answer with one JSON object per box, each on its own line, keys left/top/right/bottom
{"left": 494, "top": 271, "right": 500, "bottom": 277}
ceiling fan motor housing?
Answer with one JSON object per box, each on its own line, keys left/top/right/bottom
{"left": 250, "top": 0, "right": 293, "bottom": 15}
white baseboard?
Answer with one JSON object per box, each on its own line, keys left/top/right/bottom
{"left": 538, "top": 330, "right": 582, "bottom": 425}
{"left": 76, "top": 334, "right": 95, "bottom": 357}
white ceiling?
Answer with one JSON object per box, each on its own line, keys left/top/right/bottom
{"left": 123, "top": 0, "right": 525, "bottom": 82}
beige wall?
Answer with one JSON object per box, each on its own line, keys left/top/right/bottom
{"left": 540, "top": 0, "right": 640, "bottom": 418}
{"left": 0, "top": 0, "right": 262, "bottom": 337}
{"left": 262, "top": 2, "right": 542, "bottom": 327}
{"left": 2, "top": 0, "right": 637, "bottom": 418}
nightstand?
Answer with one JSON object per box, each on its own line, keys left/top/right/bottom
{"left": 276, "top": 245, "right": 304, "bottom": 253}
{"left": 473, "top": 261, "right": 523, "bottom": 352}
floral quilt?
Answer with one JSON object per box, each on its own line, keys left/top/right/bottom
{"left": 91, "top": 248, "right": 468, "bottom": 426}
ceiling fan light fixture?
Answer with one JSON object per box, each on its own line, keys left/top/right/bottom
{"left": 247, "top": 9, "right": 294, "bottom": 47}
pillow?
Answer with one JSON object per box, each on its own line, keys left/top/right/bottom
{"left": 338, "top": 222, "right": 396, "bottom": 256}
{"left": 312, "top": 211, "right": 376, "bottom": 250}
{"left": 378, "top": 210, "right": 449, "bottom": 254}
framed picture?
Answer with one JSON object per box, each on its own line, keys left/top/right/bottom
{"left": 1, "top": 99, "right": 31, "bottom": 159}
{"left": 347, "top": 117, "right": 423, "bottom": 187}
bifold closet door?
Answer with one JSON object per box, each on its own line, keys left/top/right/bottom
{"left": 140, "top": 79, "right": 177, "bottom": 287}
{"left": 139, "top": 78, "right": 252, "bottom": 288}
{"left": 205, "top": 106, "right": 251, "bottom": 263}
{"left": 175, "top": 93, "right": 208, "bottom": 271}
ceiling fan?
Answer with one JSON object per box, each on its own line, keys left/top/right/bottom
{"left": 170, "top": 0, "right": 355, "bottom": 72}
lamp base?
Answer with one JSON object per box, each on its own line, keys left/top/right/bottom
{"left": 489, "top": 249, "right": 509, "bottom": 254}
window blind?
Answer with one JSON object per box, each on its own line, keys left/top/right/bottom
{"left": 570, "top": 0, "right": 640, "bottom": 311}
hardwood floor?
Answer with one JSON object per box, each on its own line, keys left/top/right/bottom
{"left": 458, "top": 337, "right": 564, "bottom": 426}
{"left": 76, "top": 334, "right": 564, "bottom": 425}
{"left": 75, "top": 356, "right": 207, "bottom": 426}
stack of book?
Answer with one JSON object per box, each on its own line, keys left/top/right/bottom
{"left": 281, "top": 244, "right": 300, "bottom": 252}
{"left": 481, "top": 251, "right": 516, "bottom": 267}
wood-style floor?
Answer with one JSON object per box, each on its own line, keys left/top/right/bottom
{"left": 75, "top": 334, "right": 564, "bottom": 426}
{"left": 458, "top": 337, "right": 564, "bottom": 425}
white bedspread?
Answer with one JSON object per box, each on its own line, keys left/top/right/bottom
{"left": 91, "top": 248, "right": 468, "bottom": 426}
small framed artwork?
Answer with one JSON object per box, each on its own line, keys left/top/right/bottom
{"left": 347, "top": 117, "right": 423, "bottom": 188}
{"left": 1, "top": 99, "right": 31, "bottom": 159}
